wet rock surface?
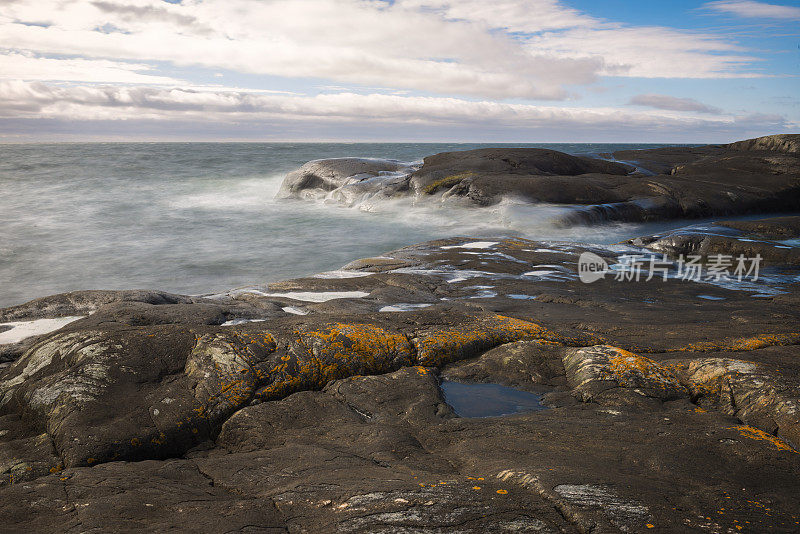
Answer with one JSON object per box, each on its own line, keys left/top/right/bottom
{"left": 278, "top": 134, "right": 800, "bottom": 226}
{"left": 2, "top": 213, "right": 800, "bottom": 530}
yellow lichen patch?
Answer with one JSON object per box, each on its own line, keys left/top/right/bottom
{"left": 496, "top": 489, "right": 508, "bottom": 495}
{"left": 414, "top": 315, "right": 558, "bottom": 367}
{"left": 422, "top": 172, "right": 476, "bottom": 195}
{"left": 734, "top": 426, "right": 797, "bottom": 453}
{"left": 499, "top": 237, "right": 537, "bottom": 250}
{"left": 472, "top": 486, "right": 482, "bottom": 490}
{"left": 680, "top": 333, "right": 800, "bottom": 353}
{"left": 257, "top": 323, "right": 414, "bottom": 401}
{"left": 605, "top": 348, "right": 684, "bottom": 392}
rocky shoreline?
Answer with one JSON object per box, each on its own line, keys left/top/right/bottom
{"left": 279, "top": 134, "right": 800, "bottom": 227}
{"left": 1, "top": 136, "right": 800, "bottom": 532}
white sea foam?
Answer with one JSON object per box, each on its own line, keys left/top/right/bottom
{"left": 0, "top": 316, "right": 85, "bottom": 344}
{"left": 3, "top": 143, "right": 785, "bottom": 308}
{"left": 221, "top": 318, "right": 267, "bottom": 326}
{"left": 469, "top": 290, "right": 498, "bottom": 299}
{"left": 261, "top": 291, "right": 370, "bottom": 302}
{"left": 313, "top": 271, "right": 373, "bottom": 279}
{"left": 379, "top": 303, "right": 433, "bottom": 312}
{"left": 441, "top": 241, "right": 499, "bottom": 250}
{"left": 282, "top": 306, "right": 309, "bottom": 315}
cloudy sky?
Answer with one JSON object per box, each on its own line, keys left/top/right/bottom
{"left": 1, "top": 0, "right": 798, "bottom": 142}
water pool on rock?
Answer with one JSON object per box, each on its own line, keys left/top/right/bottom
{"left": 439, "top": 380, "right": 547, "bottom": 418}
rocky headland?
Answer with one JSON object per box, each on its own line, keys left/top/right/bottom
{"left": 1, "top": 135, "right": 800, "bottom": 533}
{"left": 278, "top": 134, "right": 800, "bottom": 227}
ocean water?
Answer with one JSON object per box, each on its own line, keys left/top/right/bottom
{"left": 0, "top": 142, "right": 697, "bottom": 308}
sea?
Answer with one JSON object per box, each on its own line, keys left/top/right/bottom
{"left": 1, "top": 142, "right": 700, "bottom": 308}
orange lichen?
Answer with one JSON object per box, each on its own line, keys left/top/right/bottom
{"left": 602, "top": 347, "right": 685, "bottom": 393}
{"left": 257, "top": 323, "right": 414, "bottom": 401}
{"left": 414, "top": 315, "right": 557, "bottom": 367}
{"left": 680, "top": 333, "right": 800, "bottom": 353}
{"left": 734, "top": 425, "right": 796, "bottom": 453}
{"left": 499, "top": 237, "right": 537, "bottom": 250}
{"left": 608, "top": 355, "right": 673, "bottom": 380}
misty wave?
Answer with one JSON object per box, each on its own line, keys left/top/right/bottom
{"left": 0, "top": 142, "right": 703, "bottom": 307}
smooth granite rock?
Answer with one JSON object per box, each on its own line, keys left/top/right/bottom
{"left": 277, "top": 135, "right": 800, "bottom": 226}
{"left": 1, "top": 214, "right": 800, "bottom": 530}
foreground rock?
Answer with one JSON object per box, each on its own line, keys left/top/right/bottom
{"left": 278, "top": 134, "right": 800, "bottom": 226}
{"left": 1, "top": 216, "right": 800, "bottom": 531}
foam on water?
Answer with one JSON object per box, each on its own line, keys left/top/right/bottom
{"left": 440, "top": 241, "right": 499, "bottom": 250}
{"left": 313, "top": 271, "right": 373, "bottom": 279}
{"left": 378, "top": 303, "right": 433, "bottom": 312}
{"left": 221, "top": 318, "right": 267, "bottom": 326}
{"left": 261, "top": 291, "right": 371, "bottom": 302}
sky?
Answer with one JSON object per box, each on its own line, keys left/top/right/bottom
{"left": 0, "top": 0, "right": 798, "bottom": 142}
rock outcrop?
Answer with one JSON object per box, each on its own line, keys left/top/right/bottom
{"left": 2, "top": 217, "right": 800, "bottom": 530}
{"left": 727, "top": 133, "right": 800, "bottom": 154}
{"left": 277, "top": 135, "right": 800, "bottom": 227}
{"left": 276, "top": 157, "right": 418, "bottom": 204}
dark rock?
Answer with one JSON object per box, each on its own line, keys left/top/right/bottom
{"left": 666, "top": 357, "right": 800, "bottom": 448}
{"left": 727, "top": 133, "right": 800, "bottom": 154}
{"left": 408, "top": 148, "right": 634, "bottom": 205}
{"left": 563, "top": 345, "right": 689, "bottom": 403}
{"left": 2, "top": 225, "right": 800, "bottom": 531}
{"left": 442, "top": 340, "right": 568, "bottom": 390}
{"left": 715, "top": 215, "right": 800, "bottom": 239}
{"left": 277, "top": 135, "right": 800, "bottom": 226}
{"left": 627, "top": 216, "right": 800, "bottom": 265}
{"left": 0, "top": 289, "right": 199, "bottom": 322}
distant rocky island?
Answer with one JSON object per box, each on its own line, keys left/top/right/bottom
{"left": 1, "top": 134, "right": 799, "bottom": 532}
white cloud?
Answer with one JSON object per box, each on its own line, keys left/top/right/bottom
{"left": 0, "top": 0, "right": 791, "bottom": 141}
{"left": 399, "top": 0, "right": 598, "bottom": 33}
{"left": 0, "top": 51, "right": 183, "bottom": 84}
{"left": 704, "top": 1, "right": 800, "bottom": 19}
{"left": 0, "top": 80, "right": 783, "bottom": 134}
{"left": 0, "top": 0, "right": 770, "bottom": 106}
{"left": 526, "top": 26, "right": 756, "bottom": 79}
{"left": 629, "top": 94, "right": 722, "bottom": 114}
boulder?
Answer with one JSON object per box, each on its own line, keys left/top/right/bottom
{"left": 276, "top": 157, "right": 417, "bottom": 201}
{"left": 563, "top": 345, "right": 689, "bottom": 403}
